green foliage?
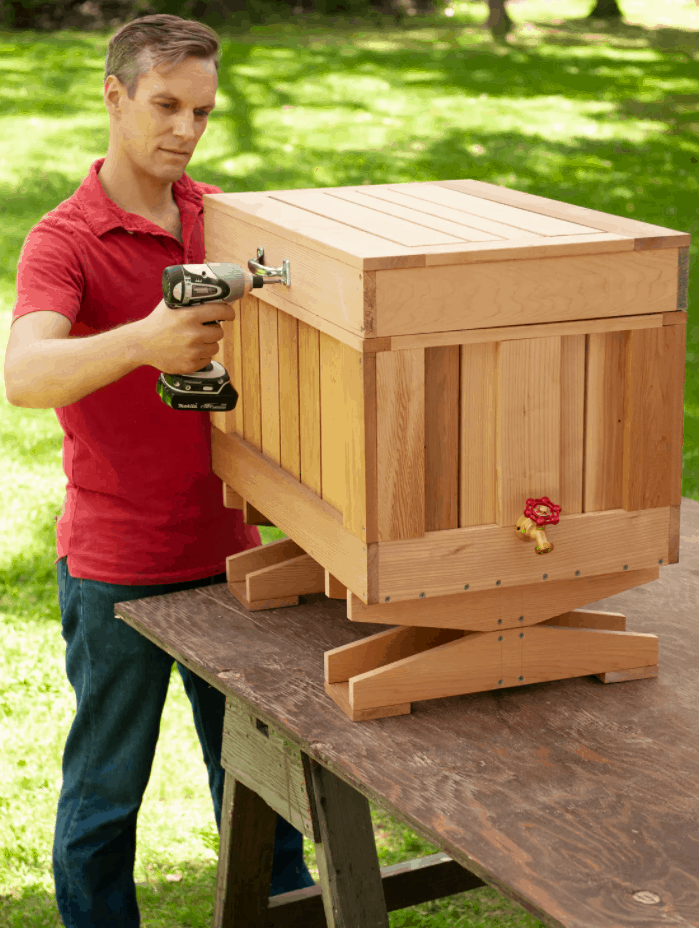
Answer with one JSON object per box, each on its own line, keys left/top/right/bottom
{"left": 1, "top": 4, "right": 698, "bottom": 925}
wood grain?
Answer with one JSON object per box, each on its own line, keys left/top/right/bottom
{"left": 496, "top": 337, "right": 561, "bottom": 527}
{"left": 246, "top": 553, "right": 325, "bottom": 602}
{"left": 213, "top": 429, "right": 370, "bottom": 601}
{"left": 347, "top": 566, "right": 658, "bottom": 630}
{"left": 425, "top": 346, "right": 460, "bottom": 531}
{"left": 377, "top": 506, "right": 670, "bottom": 601}
{"left": 390, "top": 312, "right": 662, "bottom": 352}
{"left": 374, "top": 249, "right": 678, "bottom": 338}
{"left": 231, "top": 310, "right": 244, "bottom": 436}
{"left": 278, "top": 309, "right": 301, "bottom": 479}
{"left": 319, "top": 332, "right": 346, "bottom": 515}
{"left": 348, "top": 625, "right": 658, "bottom": 711}
{"left": 439, "top": 179, "right": 691, "bottom": 248}
{"left": 259, "top": 301, "right": 281, "bottom": 466}
{"left": 240, "top": 294, "right": 261, "bottom": 451}
{"left": 226, "top": 538, "right": 305, "bottom": 583}
{"left": 298, "top": 321, "right": 322, "bottom": 498}
{"left": 343, "top": 345, "right": 373, "bottom": 542}
{"left": 559, "top": 335, "right": 585, "bottom": 515}
{"left": 460, "top": 342, "right": 497, "bottom": 527}
{"left": 376, "top": 349, "right": 425, "bottom": 541}
{"left": 116, "top": 497, "right": 699, "bottom": 928}
{"left": 623, "top": 324, "right": 686, "bottom": 511}
{"left": 584, "top": 332, "right": 626, "bottom": 513}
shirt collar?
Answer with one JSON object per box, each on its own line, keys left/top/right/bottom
{"left": 75, "top": 158, "right": 204, "bottom": 238}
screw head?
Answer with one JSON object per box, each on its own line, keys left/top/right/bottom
{"left": 498, "top": 679, "right": 504, "bottom": 686}
{"left": 542, "top": 573, "right": 548, "bottom": 580}
{"left": 497, "top": 618, "right": 503, "bottom": 625}
{"left": 623, "top": 564, "right": 629, "bottom": 571}
{"left": 518, "top": 616, "right": 524, "bottom": 622}
{"left": 658, "top": 559, "right": 664, "bottom": 565}
{"left": 498, "top": 635, "right": 503, "bottom": 642}
{"left": 495, "top": 580, "right": 501, "bottom": 587}
{"left": 519, "top": 632, "right": 524, "bottom": 639}
{"left": 519, "top": 675, "right": 524, "bottom": 682}
{"left": 464, "top": 584, "right": 470, "bottom": 590}
{"left": 575, "top": 570, "right": 581, "bottom": 576}
{"left": 384, "top": 596, "right": 390, "bottom": 602}
{"left": 419, "top": 592, "right": 426, "bottom": 599}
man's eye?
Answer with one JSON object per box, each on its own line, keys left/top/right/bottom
{"left": 195, "top": 110, "right": 210, "bottom": 118}
{"left": 159, "top": 103, "right": 173, "bottom": 110}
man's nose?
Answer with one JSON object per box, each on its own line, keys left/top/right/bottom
{"left": 173, "top": 113, "right": 197, "bottom": 140}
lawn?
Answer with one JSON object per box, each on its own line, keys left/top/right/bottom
{"left": 1, "top": 1, "right": 698, "bottom": 925}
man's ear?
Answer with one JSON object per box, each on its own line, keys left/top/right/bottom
{"left": 104, "top": 74, "right": 127, "bottom": 118}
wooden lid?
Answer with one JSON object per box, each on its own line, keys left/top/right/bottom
{"left": 204, "top": 178, "right": 689, "bottom": 271}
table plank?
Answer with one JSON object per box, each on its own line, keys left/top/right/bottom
{"left": 115, "top": 498, "right": 699, "bottom": 928}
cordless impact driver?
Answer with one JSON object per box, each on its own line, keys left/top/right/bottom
{"left": 156, "top": 263, "right": 263, "bottom": 411}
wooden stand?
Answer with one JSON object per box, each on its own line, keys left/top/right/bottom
{"left": 224, "top": 496, "right": 659, "bottom": 722}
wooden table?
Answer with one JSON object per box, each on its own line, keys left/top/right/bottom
{"left": 115, "top": 498, "right": 699, "bottom": 928}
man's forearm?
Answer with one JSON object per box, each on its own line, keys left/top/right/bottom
{"left": 5, "top": 321, "right": 147, "bottom": 409}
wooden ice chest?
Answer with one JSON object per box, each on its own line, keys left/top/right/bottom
{"left": 206, "top": 179, "right": 689, "bottom": 720}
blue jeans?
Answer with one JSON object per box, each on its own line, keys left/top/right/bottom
{"left": 54, "top": 557, "right": 312, "bottom": 928}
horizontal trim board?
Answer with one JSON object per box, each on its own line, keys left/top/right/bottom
{"left": 390, "top": 313, "right": 663, "bottom": 351}
{"left": 374, "top": 249, "right": 678, "bottom": 337}
{"left": 420, "top": 233, "right": 633, "bottom": 266}
{"left": 377, "top": 508, "right": 670, "bottom": 601}
{"left": 212, "top": 429, "right": 370, "bottom": 601}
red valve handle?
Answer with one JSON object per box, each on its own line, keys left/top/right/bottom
{"left": 523, "top": 496, "right": 561, "bottom": 526}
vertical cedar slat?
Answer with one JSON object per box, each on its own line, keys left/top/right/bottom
{"left": 497, "top": 337, "right": 561, "bottom": 526}
{"left": 584, "top": 332, "right": 626, "bottom": 512}
{"left": 298, "top": 321, "right": 322, "bottom": 497}
{"left": 376, "top": 348, "right": 425, "bottom": 541}
{"left": 343, "top": 345, "right": 372, "bottom": 543}
{"left": 459, "top": 342, "right": 497, "bottom": 527}
{"left": 319, "top": 332, "right": 346, "bottom": 515}
{"left": 425, "top": 346, "right": 460, "bottom": 531}
{"left": 232, "top": 309, "right": 243, "bottom": 437}
{"left": 240, "top": 294, "right": 261, "bottom": 451}
{"left": 209, "top": 318, "right": 228, "bottom": 433}
{"left": 559, "top": 334, "right": 585, "bottom": 515}
{"left": 278, "top": 310, "right": 301, "bottom": 480}
{"left": 623, "top": 324, "right": 685, "bottom": 511}
{"left": 259, "top": 302, "right": 281, "bottom": 466}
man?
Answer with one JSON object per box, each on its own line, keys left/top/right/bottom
{"left": 4, "top": 14, "right": 312, "bottom": 927}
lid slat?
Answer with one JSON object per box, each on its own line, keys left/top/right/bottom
{"left": 269, "top": 190, "right": 465, "bottom": 247}
{"left": 324, "top": 188, "right": 504, "bottom": 243}
{"left": 395, "top": 183, "right": 596, "bottom": 237}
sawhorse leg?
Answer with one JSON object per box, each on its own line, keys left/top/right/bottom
{"left": 213, "top": 699, "right": 484, "bottom": 927}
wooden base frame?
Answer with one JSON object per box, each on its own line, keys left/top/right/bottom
{"left": 226, "top": 538, "right": 325, "bottom": 611}
{"left": 324, "top": 610, "right": 658, "bottom": 721}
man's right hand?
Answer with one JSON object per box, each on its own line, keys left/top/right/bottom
{"left": 136, "top": 299, "right": 238, "bottom": 374}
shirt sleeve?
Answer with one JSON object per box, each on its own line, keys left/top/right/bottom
{"left": 13, "top": 217, "right": 84, "bottom": 324}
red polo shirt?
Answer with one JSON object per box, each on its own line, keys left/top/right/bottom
{"left": 13, "top": 158, "right": 260, "bottom": 584}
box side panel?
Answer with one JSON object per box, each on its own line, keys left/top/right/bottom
{"left": 623, "top": 323, "right": 686, "bottom": 511}
{"left": 278, "top": 310, "right": 301, "bottom": 479}
{"left": 298, "top": 321, "right": 322, "bottom": 497}
{"left": 374, "top": 249, "right": 678, "bottom": 337}
{"left": 560, "top": 335, "right": 585, "bottom": 515}
{"left": 212, "top": 430, "right": 370, "bottom": 601}
{"left": 376, "top": 349, "right": 425, "bottom": 541}
{"left": 259, "top": 302, "right": 281, "bottom": 466}
{"left": 376, "top": 508, "right": 670, "bottom": 602}
{"left": 343, "top": 345, "right": 373, "bottom": 543}
{"left": 459, "top": 342, "right": 497, "bottom": 527}
{"left": 584, "top": 331, "right": 626, "bottom": 512}
{"left": 496, "top": 337, "right": 562, "bottom": 526}
{"left": 425, "top": 346, "right": 460, "bottom": 531}
{"left": 319, "top": 331, "right": 346, "bottom": 514}
{"left": 240, "top": 295, "right": 262, "bottom": 451}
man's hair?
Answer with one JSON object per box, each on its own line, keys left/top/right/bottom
{"left": 105, "top": 14, "right": 220, "bottom": 98}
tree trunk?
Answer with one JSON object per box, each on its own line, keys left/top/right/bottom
{"left": 587, "top": 0, "right": 623, "bottom": 19}
{"left": 487, "top": 0, "right": 512, "bottom": 41}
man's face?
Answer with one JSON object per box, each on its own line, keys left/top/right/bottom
{"left": 108, "top": 54, "right": 217, "bottom": 183}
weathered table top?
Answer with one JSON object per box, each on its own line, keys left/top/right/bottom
{"left": 116, "top": 498, "right": 699, "bottom": 928}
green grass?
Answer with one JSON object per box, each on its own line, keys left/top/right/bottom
{"left": 1, "top": 2, "right": 698, "bottom": 924}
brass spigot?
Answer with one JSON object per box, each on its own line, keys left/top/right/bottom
{"left": 516, "top": 497, "right": 561, "bottom": 555}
